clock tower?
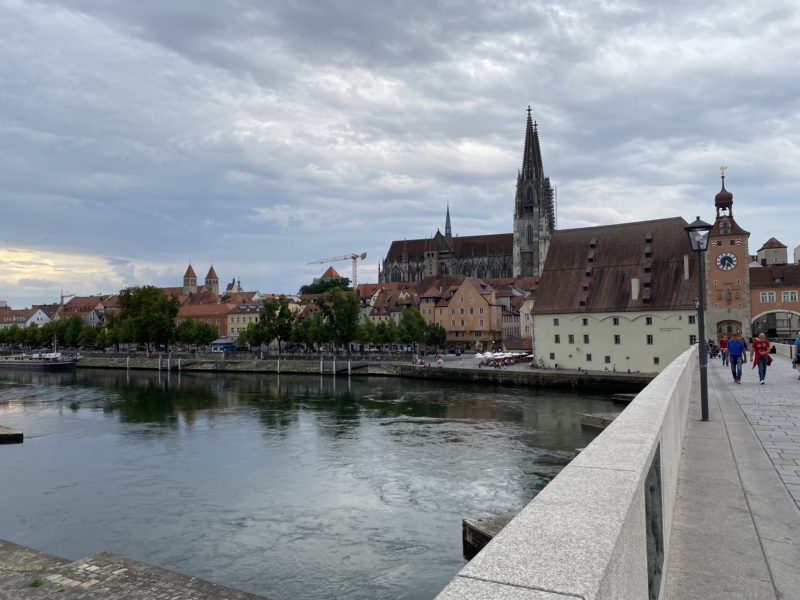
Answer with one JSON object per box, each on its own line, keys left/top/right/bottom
{"left": 704, "top": 169, "right": 752, "bottom": 340}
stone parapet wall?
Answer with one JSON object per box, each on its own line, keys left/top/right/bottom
{"left": 436, "top": 346, "right": 696, "bottom": 600}
{"left": 398, "top": 365, "right": 652, "bottom": 392}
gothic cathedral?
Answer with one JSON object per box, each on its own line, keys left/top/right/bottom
{"left": 380, "top": 108, "right": 555, "bottom": 283}
{"left": 513, "top": 107, "right": 555, "bottom": 277}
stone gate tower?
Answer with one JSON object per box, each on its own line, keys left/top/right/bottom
{"left": 513, "top": 107, "right": 555, "bottom": 277}
{"left": 704, "top": 171, "right": 752, "bottom": 340}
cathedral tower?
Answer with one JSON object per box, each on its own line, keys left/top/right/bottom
{"left": 513, "top": 107, "right": 555, "bottom": 277}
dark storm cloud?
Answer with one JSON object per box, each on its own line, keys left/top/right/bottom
{"left": 1, "top": 0, "right": 798, "bottom": 306}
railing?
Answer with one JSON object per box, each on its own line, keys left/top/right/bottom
{"left": 436, "top": 346, "right": 697, "bottom": 600}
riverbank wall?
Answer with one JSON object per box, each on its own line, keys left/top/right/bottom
{"left": 436, "top": 346, "right": 696, "bottom": 600}
{"left": 75, "top": 356, "right": 652, "bottom": 391}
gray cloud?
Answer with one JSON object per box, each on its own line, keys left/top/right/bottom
{"left": 1, "top": 0, "right": 798, "bottom": 306}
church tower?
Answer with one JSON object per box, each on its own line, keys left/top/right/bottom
{"left": 513, "top": 107, "right": 555, "bottom": 277}
{"left": 204, "top": 265, "right": 219, "bottom": 296}
{"left": 704, "top": 169, "right": 751, "bottom": 340}
{"left": 183, "top": 264, "right": 197, "bottom": 295}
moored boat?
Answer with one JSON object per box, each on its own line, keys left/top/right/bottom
{"left": 0, "top": 353, "right": 79, "bottom": 371}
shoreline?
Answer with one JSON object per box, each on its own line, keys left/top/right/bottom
{"left": 74, "top": 355, "right": 653, "bottom": 392}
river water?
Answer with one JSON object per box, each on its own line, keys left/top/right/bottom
{"left": 0, "top": 369, "right": 616, "bottom": 600}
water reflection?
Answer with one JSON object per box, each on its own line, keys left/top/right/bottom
{"left": 0, "top": 369, "right": 616, "bottom": 600}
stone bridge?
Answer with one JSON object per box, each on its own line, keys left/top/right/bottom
{"left": 436, "top": 347, "right": 800, "bottom": 600}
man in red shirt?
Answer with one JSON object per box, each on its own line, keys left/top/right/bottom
{"left": 751, "top": 332, "right": 772, "bottom": 385}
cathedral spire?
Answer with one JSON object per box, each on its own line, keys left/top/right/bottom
{"left": 521, "top": 105, "right": 543, "bottom": 181}
{"left": 445, "top": 201, "right": 452, "bottom": 239}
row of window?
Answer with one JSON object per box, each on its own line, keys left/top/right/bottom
{"left": 451, "top": 319, "right": 485, "bottom": 327}
{"left": 759, "top": 291, "right": 798, "bottom": 303}
{"left": 553, "top": 316, "right": 671, "bottom": 326}
{"left": 448, "top": 307, "right": 484, "bottom": 315}
{"left": 547, "top": 352, "right": 662, "bottom": 365}
{"left": 554, "top": 334, "right": 656, "bottom": 345}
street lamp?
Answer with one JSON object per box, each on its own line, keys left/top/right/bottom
{"left": 685, "top": 216, "right": 713, "bottom": 421}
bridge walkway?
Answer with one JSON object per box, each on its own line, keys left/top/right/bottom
{"left": 664, "top": 356, "right": 800, "bottom": 600}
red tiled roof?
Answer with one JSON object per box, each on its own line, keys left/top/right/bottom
{"left": 749, "top": 264, "right": 800, "bottom": 287}
{"left": 184, "top": 264, "right": 197, "bottom": 278}
{"left": 177, "top": 303, "right": 236, "bottom": 318}
{"left": 206, "top": 265, "right": 218, "bottom": 280}
{"left": 321, "top": 266, "right": 341, "bottom": 279}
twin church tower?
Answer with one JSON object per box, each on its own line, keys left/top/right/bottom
{"left": 380, "top": 108, "right": 555, "bottom": 283}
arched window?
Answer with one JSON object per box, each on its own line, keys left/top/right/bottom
{"left": 477, "top": 264, "right": 486, "bottom": 279}
{"left": 491, "top": 263, "right": 501, "bottom": 278}
{"left": 440, "top": 263, "right": 448, "bottom": 275}
{"left": 390, "top": 267, "right": 402, "bottom": 283}
{"left": 526, "top": 225, "right": 533, "bottom": 247}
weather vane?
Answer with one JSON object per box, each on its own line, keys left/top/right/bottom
{"left": 720, "top": 164, "right": 728, "bottom": 177}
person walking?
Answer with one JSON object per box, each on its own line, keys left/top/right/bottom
{"left": 795, "top": 330, "right": 800, "bottom": 381}
{"left": 719, "top": 334, "right": 729, "bottom": 366}
{"left": 751, "top": 332, "right": 772, "bottom": 384}
{"left": 727, "top": 331, "right": 747, "bottom": 384}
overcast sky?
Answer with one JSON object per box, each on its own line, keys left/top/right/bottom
{"left": 2, "top": 0, "right": 798, "bottom": 308}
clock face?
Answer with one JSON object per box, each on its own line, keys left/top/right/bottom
{"left": 716, "top": 252, "right": 738, "bottom": 271}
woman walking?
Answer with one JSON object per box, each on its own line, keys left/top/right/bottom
{"left": 751, "top": 332, "right": 772, "bottom": 385}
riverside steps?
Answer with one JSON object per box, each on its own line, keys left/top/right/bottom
{"left": 436, "top": 348, "right": 800, "bottom": 600}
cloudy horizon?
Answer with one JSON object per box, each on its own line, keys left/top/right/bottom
{"left": 2, "top": 0, "right": 798, "bottom": 308}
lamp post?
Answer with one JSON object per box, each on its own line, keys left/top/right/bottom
{"left": 685, "top": 216, "right": 713, "bottom": 421}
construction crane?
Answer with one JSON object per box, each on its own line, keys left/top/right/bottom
{"left": 307, "top": 252, "right": 368, "bottom": 288}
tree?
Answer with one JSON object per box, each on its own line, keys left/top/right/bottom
{"left": 356, "top": 319, "right": 377, "bottom": 347}
{"left": 299, "top": 277, "right": 351, "bottom": 295}
{"left": 78, "top": 325, "right": 97, "bottom": 348}
{"left": 177, "top": 319, "right": 218, "bottom": 348}
{"left": 424, "top": 323, "right": 447, "bottom": 353}
{"left": 64, "top": 316, "right": 85, "bottom": 348}
{"left": 318, "top": 289, "right": 359, "bottom": 351}
{"left": 117, "top": 286, "right": 179, "bottom": 347}
{"left": 399, "top": 310, "right": 426, "bottom": 345}
{"left": 375, "top": 320, "right": 398, "bottom": 345}
{"left": 260, "top": 296, "right": 297, "bottom": 354}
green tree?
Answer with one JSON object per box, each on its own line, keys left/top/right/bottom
{"left": 78, "top": 325, "right": 97, "bottom": 348}
{"left": 117, "top": 286, "right": 179, "bottom": 347}
{"left": 23, "top": 323, "right": 40, "bottom": 348}
{"left": 399, "top": 309, "right": 426, "bottom": 346}
{"left": 319, "top": 289, "right": 359, "bottom": 351}
{"left": 356, "top": 319, "right": 377, "bottom": 347}
{"left": 177, "top": 319, "right": 218, "bottom": 348}
{"left": 424, "top": 323, "right": 447, "bottom": 353}
{"left": 299, "top": 277, "right": 351, "bottom": 295}
{"left": 64, "top": 316, "right": 85, "bottom": 348}
{"left": 260, "top": 296, "right": 297, "bottom": 354}
{"left": 375, "top": 320, "right": 398, "bottom": 345}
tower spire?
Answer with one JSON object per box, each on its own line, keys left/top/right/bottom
{"left": 445, "top": 200, "right": 452, "bottom": 239}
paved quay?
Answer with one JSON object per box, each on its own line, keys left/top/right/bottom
{"left": 664, "top": 355, "right": 800, "bottom": 600}
{"left": 0, "top": 539, "right": 271, "bottom": 600}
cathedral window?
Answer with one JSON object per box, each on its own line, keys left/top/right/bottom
{"left": 526, "top": 225, "right": 533, "bottom": 247}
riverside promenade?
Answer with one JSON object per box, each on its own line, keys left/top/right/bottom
{"left": 663, "top": 355, "right": 800, "bottom": 599}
